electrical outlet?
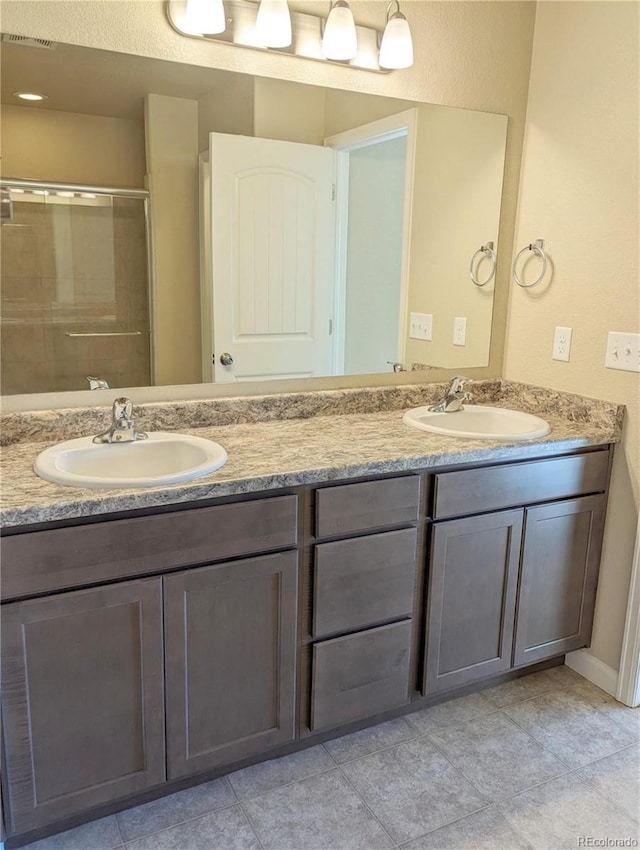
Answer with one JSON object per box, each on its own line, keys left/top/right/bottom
{"left": 552, "top": 326, "right": 572, "bottom": 362}
{"left": 605, "top": 331, "right": 640, "bottom": 372}
{"left": 453, "top": 317, "right": 467, "bottom": 346}
{"left": 409, "top": 312, "right": 433, "bottom": 341}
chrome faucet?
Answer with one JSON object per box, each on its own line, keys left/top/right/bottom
{"left": 93, "top": 397, "right": 148, "bottom": 444}
{"left": 387, "top": 361, "right": 407, "bottom": 373}
{"left": 87, "top": 376, "right": 110, "bottom": 390}
{"left": 429, "top": 376, "right": 474, "bottom": 413}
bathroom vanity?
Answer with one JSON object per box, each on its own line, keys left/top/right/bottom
{"left": 0, "top": 381, "right": 623, "bottom": 847}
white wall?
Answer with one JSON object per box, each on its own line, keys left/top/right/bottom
{"left": 506, "top": 1, "right": 639, "bottom": 671}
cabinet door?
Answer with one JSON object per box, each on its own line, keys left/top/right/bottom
{"left": 513, "top": 495, "right": 606, "bottom": 666}
{"left": 165, "top": 551, "right": 298, "bottom": 778}
{"left": 424, "top": 510, "right": 523, "bottom": 694}
{"left": 1, "top": 579, "right": 165, "bottom": 835}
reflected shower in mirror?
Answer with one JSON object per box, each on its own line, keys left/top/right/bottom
{"left": 0, "top": 38, "right": 508, "bottom": 397}
{"left": 0, "top": 183, "right": 151, "bottom": 394}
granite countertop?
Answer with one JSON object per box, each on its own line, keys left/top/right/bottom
{"left": 0, "top": 381, "right": 624, "bottom": 529}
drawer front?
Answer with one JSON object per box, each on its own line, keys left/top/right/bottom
{"left": 313, "top": 528, "right": 417, "bottom": 639}
{"left": 433, "top": 450, "right": 609, "bottom": 519}
{"left": 315, "top": 475, "right": 420, "bottom": 538}
{"left": 1, "top": 495, "right": 298, "bottom": 601}
{"left": 310, "top": 620, "right": 412, "bottom": 732}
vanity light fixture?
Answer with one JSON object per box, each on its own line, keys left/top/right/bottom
{"left": 322, "top": 0, "right": 358, "bottom": 61}
{"left": 182, "top": 0, "right": 226, "bottom": 34}
{"left": 379, "top": 1, "right": 414, "bottom": 70}
{"left": 13, "top": 91, "right": 47, "bottom": 101}
{"left": 166, "top": 0, "right": 413, "bottom": 72}
{"left": 255, "top": 0, "right": 292, "bottom": 47}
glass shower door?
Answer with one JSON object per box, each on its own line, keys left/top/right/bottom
{"left": 1, "top": 182, "right": 151, "bottom": 395}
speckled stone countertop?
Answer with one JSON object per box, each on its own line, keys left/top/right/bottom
{"left": 0, "top": 380, "right": 624, "bottom": 529}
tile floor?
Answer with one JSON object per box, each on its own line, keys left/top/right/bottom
{"left": 22, "top": 666, "right": 640, "bottom": 850}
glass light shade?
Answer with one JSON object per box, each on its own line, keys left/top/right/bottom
{"left": 183, "top": 0, "right": 226, "bottom": 35}
{"left": 379, "top": 12, "right": 414, "bottom": 69}
{"left": 255, "top": 0, "right": 292, "bottom": 48}
{"left": 322, "top": 1, "right": 358, "bottom": 61}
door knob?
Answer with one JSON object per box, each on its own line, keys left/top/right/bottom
{"left": 219, "top": 352, "right": 234, "bottom": 366}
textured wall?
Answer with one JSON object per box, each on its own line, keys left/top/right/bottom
{"left": 505, "top": 1, "right": 639, "bottom": 671}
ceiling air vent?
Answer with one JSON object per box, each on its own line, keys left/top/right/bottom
{"left": 1, "top": 33, "right": 58, "bottom": 49}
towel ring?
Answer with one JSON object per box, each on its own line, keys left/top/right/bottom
{"left": 513, "top": 239, "right": 547, "bottom": 288}
{"left": 469, "top": 242, "right": 496, "bottom": 287}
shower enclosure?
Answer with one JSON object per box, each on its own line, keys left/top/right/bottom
{"left": 0, "top": 179, "right": 151, "bottom": 395}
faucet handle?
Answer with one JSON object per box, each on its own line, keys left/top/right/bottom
{"left": 112, "top": 397, "right": 134, "bottom": 426}
{"left": 448, "top": 376, "right": 473, "bottom": 393}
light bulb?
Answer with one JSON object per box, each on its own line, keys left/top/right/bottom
{"left": 183, "top": 0, "right": 226, "bottom": 35}
{"left": 255, "top": 0, "right": 292, "bottom": 48}
{"left": 13, "top": 91, "right": 47, "bottom": 101}
{"left": 379, "top": 2, "right": 413, "bottom": 69}
{"left": 323, "top": 0, "right": 357, "bottom": 61}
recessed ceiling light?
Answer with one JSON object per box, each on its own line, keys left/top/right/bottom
{"left": 13, "top": 91, "right": 48, "bottom": 102}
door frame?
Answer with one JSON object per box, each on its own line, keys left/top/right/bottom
{"left": 617, "top": 511, "right": 640, "bottom": 707}
{"left": 325, "top": 109, "right": 417, "bottom": 375}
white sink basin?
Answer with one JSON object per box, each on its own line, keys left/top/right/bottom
{"left": 403, "top": 404, "right": 551, "bottom": 441}
{"left": 34, "top": 432, "right": 228, "bottom": 489}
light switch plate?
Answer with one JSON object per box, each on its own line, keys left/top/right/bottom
{"left": 409, "top": 312, "right": 433, "bottom": 341}
{"left": 605, "top": 331, "right": 640, "bottom": 372}
{"left": 453, "top": 317, "right": 467, "bottom": 346}
{"left": 552, "top": 326, "right": 572, "bottom": 362}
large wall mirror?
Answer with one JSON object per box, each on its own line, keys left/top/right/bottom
{"left": 0, "top": 37, "right": 508, "bottom": 397}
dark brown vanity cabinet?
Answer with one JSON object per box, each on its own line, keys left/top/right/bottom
{"left": 0, "top": 448, "right": 612, "bottom": 845}
{"left": 164, "top": 551, "right": 298, "bottom": 778}
{"left": 0, "top": 494, "right": 300, "bottom": 840}
{"left": 424, "top": 450, "right": 610, "bottom": 694}
{"left": 0, "top": 579, "right": 166, "bottom": 835}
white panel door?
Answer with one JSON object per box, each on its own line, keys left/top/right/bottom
{"left": 208, "top": 133, "right": 336, "bottom": 382}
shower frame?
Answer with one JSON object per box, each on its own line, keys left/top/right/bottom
{"left": 0, "top": 177, "right": 155, "bottom": 387}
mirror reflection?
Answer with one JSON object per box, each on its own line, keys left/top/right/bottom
{"left": 0, "top": 39, "right": 508, "bottom": 396}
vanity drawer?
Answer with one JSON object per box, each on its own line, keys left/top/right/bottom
{"left": 310, "top": 620, "right": 412, "bottom": 732}
{"left": 312, "top": 528, "right": 417, "bottom": 639}
{"left": 1, "top": 495, "right": 298, "bottom": 601}
{"left": 315, "top": 475, "right": 420, "bottom": 538}
{"left": 433, "top": 450, "right": 609, "bottom": 519}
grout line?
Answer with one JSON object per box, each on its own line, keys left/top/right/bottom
{"left": 225, "top": 771, "right": 242, "bottom": 804}
{"left": 498, "top": 705, "right": 576, "bottom": 772}
{"left": 113, "top": 810, "right": 126, "bottom": 846}
{"left": 119, "top": 800, "right": 240, "bottom": 847}
{"left": 321, "top": 728, "right": 423, "bottom": 768}
{"left": 572, "top": 756, "right": 640, "bottom": 827}
{"left": 334, "top": 762, "right": 401, "bottom": 847}
{"left": 226, "top": 764, "right": 340, "bottom": 805}
{"left": 236, "top": 801, "right": 266, "bottom": 850}
{"left": 393, "top": 803, "right": 497, "bottom": 849}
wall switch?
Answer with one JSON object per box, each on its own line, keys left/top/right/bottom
{"left": 409, "top": 312, "right": 433, "bottom": 341}
{"left": 453, "top": 316, "right": 467, "bottom": 346}
{"left": 605, "top": 331, "right": 640, "bottom": 372}
{"left": 552, "top": 326, "right": 572, "bottom": 362}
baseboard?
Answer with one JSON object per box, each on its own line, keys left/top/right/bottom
{"left": 565, "top": 648, "right": 618, "bottom": 697}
